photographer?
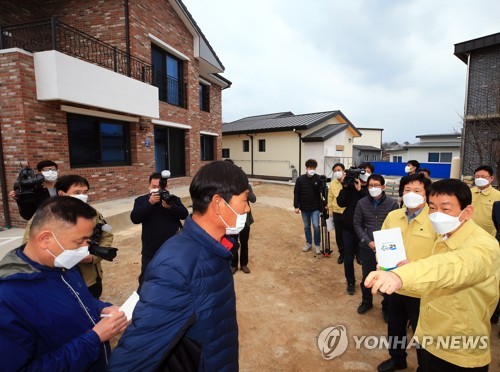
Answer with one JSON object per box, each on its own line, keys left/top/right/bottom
{"left": 336, "top": 163, "right": 373, "bottom": 295}
{"left": 131, "top": 172, "right": 188, "bottom": 288}
{"left": 22, "top": 175, "right": 113, "bottom": 299}
{"left": 10, "top": 160, "right": 59, "bottom": 220}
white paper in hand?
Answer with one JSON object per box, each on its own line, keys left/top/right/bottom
{"left": 373, "top": 227, "right": 407, "bottom": 271}
{"left": 119, "top": 291, "right": 139, "bottom": 321}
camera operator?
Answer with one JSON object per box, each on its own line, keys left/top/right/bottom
{"left": 9, "top": 160, "right": 59, "bottom": 220}
{"left": 131, "top": 172, "right": 188, "bottom": 288}
{"left": 336, "top": 162, "right": 374, "bottom": 295}
{"left": 22, "top": 175, "right": 113, "bottom": 299}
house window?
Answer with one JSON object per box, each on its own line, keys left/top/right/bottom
{"left": 67, "top": 114, "right": 131, "bottom": 167}
{"left": 428, "top": 152, "right": 452, "bottom": 163}
{"left": 154, "top": 126, "right": 186, "bottom": 177}
{"left": 222, "top": 148, "right": 230, "bottom": 158}
{"left": 393, "top": 156, "right": 402, "bottom": 162}
{"left": 258, "top": 139, "right": 266, "bottom": 152}
{"left": 243, "top": 140, "right": 249, "bottom": 152}
{"left": 371, "top": 155, "right": 377, "bottom": 161}
{"left": 201, "top": 134, "right": 215, "bottom": 161}
{"left": 152, "top": 44, "right": 185, "bottom": 107}
{"left": 199, "top": 83, "right": 210, "bottom": 112}
{"left": 363, "top": 154, "right": 369, "bottom": 161}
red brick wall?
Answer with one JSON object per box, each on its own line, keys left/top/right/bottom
{"left": 0, "top": 0, "right": 225, "bottom": 227}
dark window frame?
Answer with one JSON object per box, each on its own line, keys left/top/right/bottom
{"left": 67, "top": 114, "right": 131, "bottom": 168}
{"left": 199, "top": 83, "right": 210, "bottom": 112}
{"left": 200, "top": 134, "right": 215, "bottom": 161}
{"left": 258, "top": 139, "right": 266, "bottom": 152}
{"left": 151, "top": 44, "right": 186, "bottom": 108}
{"left": 222, "top": 148, "right": 230, "bottom": 158}
{"left": 243, "top": 140, "right": 250, "bottom": 152}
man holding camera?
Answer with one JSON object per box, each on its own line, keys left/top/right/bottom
{"left": 10, "top": 160, "right": 60, "bottom": 220}
{"left": 131, "top": 172, "right": 188, "bottom": 288}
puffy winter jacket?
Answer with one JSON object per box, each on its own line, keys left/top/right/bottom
{"left": 0, "top": 247, "right": 111, "bottom": 371}
{"left": 353, "top": 193, "right": 399, "bottom": 248}
{"left": 109, "top": 216, "right": 238, "bottom": 371}
{"left": 293, "top": 173, "right": 321, "bottom": 211}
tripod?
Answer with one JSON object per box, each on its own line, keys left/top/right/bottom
{"left": 319, "top": 176, "right": 331, "bottom": 257}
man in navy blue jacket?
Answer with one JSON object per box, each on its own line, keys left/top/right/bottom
{"left": 110, "top": 160, "right": 250, "bottom": 371}
{"left": 131, "top": 172, "right": 188, "bottom": 287}
{"left": 0, "top": 196, "right": 128, "bottom": 371}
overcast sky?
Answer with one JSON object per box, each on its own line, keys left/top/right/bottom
{"left": 183, "top": 0, "right": 500, "bottom": 143}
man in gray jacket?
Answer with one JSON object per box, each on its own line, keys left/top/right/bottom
{"left": 353, "top": 174, "right": 398, "bottom": 320}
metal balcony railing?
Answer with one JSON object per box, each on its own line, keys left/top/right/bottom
{"left": 0, "top": 17, "right": 188, "bottom": 108}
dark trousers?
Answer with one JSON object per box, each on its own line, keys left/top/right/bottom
{"left": 418, "top": 348, "right": 488, "bottom": 372}
{"left": 333, "top": 212, "right": 345, "bottom": 255}
{"left": 138, "top": 254, "right": 154, "bottom": 290}
{"left": 388, "top": 293, "right": 420, "bottom": 363}
{"left": 342, "top": 228, "right": 358, "bottom": 284}
{"left": 360, "top": 247, "right": 387, "bottom": 309}
{"left": 232, "top": 224, "right": 250, "bottom": 268}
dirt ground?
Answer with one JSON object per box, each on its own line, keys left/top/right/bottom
{"left": 101, "top": 183, "right": 500, "bottom": 371}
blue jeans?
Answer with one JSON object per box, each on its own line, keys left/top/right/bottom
{"left": 301, "top": 210, "right": 320, "bottom": 246}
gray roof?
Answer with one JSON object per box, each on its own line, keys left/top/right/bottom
{"left": 416, "top": 133, "right": 461, "bottom": 139}
{"left": 454, "top": 32, "right": 500, "bottom": 63}
{"left": 302, "top": 124, "right": 349, "bottom": 142}
{"left": 222, "top": 110, "right": 358, "bottom": 135}
{"left": 404, "top": 142, "right": 461, "bottom": 149}
{"left": 353, "top": 145, "right": 382, "bottom": 151}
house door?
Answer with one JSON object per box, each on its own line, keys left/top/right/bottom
{"left": 154, "top": 126, "right": 186, "bottom": 177}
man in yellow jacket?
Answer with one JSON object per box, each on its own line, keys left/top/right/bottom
{"left": 377, "top": 173, "right": 436, "bottom": 372}
{"left": 365, "top": 179, "right": 499, "bottom": 370}
{"left": 471, "top": 165, "right": 500, "bottom": 237}
{"left": 327, "top": 163, "right": 346, "bottom": 264}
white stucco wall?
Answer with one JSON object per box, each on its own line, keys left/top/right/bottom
{"left": 353, "top": 129, "right": 382, "bottom": 148}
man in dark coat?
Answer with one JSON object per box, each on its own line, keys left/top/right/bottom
{"left": 293, "top": 159, "right": 322, "bottom": 254}
{"left": 131, "top": 172, "right": 188, "bottom": 287}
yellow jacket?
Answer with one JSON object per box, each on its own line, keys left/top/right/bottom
{"left": 471, "top": 185, "right": 500, "bottom": 237}
{"left": 393, "top": 220, "right": 500, "bottom": 367}
{"left": 382, "top": 204, "right": 436, "bottom": 262}
{"left": 23, "top": 212, "right": 113, "bottom": 287}
{"left": 327, "top": 179, "right": 345, "bottom": 214}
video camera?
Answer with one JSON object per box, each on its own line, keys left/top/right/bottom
{"left": 88, "top": 223, "right": 118, "bottom": 261}
{"left": 13, "top": 164, "right": 45, "bottom": 202}
{"left": 342, "top": 166, "right": 366, "bottom": 187}
{"left": 157, "top": 170, "right": 176, "bottom": 205}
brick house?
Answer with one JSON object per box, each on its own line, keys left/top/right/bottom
{"left": 0, "top": 0, "right": 231, "bottom": 227}
{"left": 454, "top": 32, "right": 500, "bottom": 177}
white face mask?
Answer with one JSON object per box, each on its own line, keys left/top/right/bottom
{"left": 404, "top": 166, "right": 412, "bottom": 173}
{"left": 70, "top": 194, "right": 89, "bottom": 204}
{"left": 333, "top": 171, "right": 343, "bottom": 180}
{"left": 149, "top": 188, "right": 159, "bottom": 194}
{"left": 219, "top": 199, "right": 247, "bottom": 235}
{"left": 474, "top": 178, "right": 489, "bottom": 187}
{"left": 41, "top": 170, "right": 58, "bottom": 182}
{"left": 307, "top": 169, "right": 316, "bottom": 176}
{"left": 47, "top": 233, "right": 89, "bottom": 269}
{"left": 368, "top": 187, "right": 382, "bottom": 198}
{"left": 429, "top": 211, "right": 464, "bottom": 235}
{"left": 359, "top": 172, "right": 370, "bottom": 182}
{"left": 402, "top": 192, "right": 425, "bottom": 209}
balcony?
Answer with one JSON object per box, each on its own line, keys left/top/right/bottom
{"left": 0, "top": 18, "right": 186, "bottom": 117}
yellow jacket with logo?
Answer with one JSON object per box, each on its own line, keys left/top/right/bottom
{"left": 382, "top": 204, "right": 436, "bottom": 262}
{"left": 471, "top": 185, "right": 500, "bottom": 237}
{"left": 327, "top": 179, "right": 345, "bottom": 214}
{"left": 393, "top": 220, "right": 500, "bottom": 367}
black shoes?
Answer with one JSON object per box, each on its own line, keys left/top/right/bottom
{"left": 241, "top": 266, "right": 251, "bottom": 274}
{"left": 346, "top": 283, "right": 355, "bottom": 295}
{"left": 337, "top": 253, "right": 344, "bottom": 264}
{"left": 377, "top": 358, "right": 407, "bottom": 372}
{"left": 357, "top": 302, "right": 373, "bottom": 314}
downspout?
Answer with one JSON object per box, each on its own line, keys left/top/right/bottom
{"left": 246, "top": 134, "right": 254, "bottom": 176}
{"left": 294, "top": 129, "right": 302, "bottom": 175}
{"left": 124, "top": 0, "right": 131, "bottom": 77}
{"left": 0, "top": 129, "right": 11, "bottom": 228}
{"left": 460, "top": 53, "right": 471, "bottom": 175}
